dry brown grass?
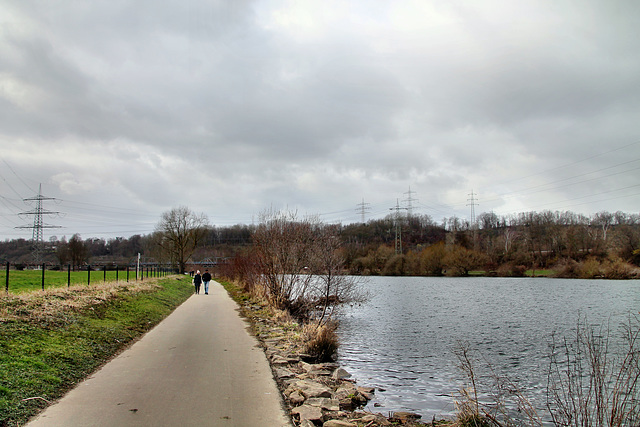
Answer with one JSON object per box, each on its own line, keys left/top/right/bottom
{"left": 0, "top": 280, "right": 161, "bottom": 326}
{"left": 302, "top": 321, "right": 339, "bottom": 362}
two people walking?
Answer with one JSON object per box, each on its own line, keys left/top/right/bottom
{"left": 193, "top": 269, "right": 212, "bottom": 295}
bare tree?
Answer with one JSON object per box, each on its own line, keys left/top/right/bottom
{"left": 68, "top": 233, "right": 88, "bottom": 270}
{"left": 308, "top": 224, "right": 366, "bottom": 326}
{"left": 252, "top": 209, "right": 366, "bottom": 321}
{"left": 155, "top": 206, "right": 209, "bottom": 274}
{"left": 252, "top": 209, "right": 315, "bottom": 313}
{"left": 502, "top": 227, "right": 518, "bottom": 254}
{"left": 593, "top": 211, "right": 614, "bottom": 244}
{"left": 56, "top": 236, "right": 70, "bottom": 266}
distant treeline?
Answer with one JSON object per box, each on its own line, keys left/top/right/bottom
{"left": 339, "top": 210, "right": 640, "bottom": 278}
{"left": 0, "top": 225, "right": 254, "bottom": 269}
{"left": 2, "top": 210, "right": 639, "bottom": 278}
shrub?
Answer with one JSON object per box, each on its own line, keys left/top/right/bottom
{"left": 454, "top": 412, "right": 492, "bottom": 427}
{"left": 382, "top": 254, "right": 405, "bottom": 276}
{"left": 419, "top": 242, "right": 446, "bottom": 276}
{"left": 602, "top": 257, "right": 637, "bottom": 279}
{"left": 302, "top": 322, "right": 339, "bottom": 363}
{"left": 496, "top": 263, "right": 526, "bottom": 277}
{"left": 553, "top": 258, "right": 581, "bottom": 278}
{"left": 547, "top": 314, "right": 640, "bottom": 426}
{"left": 578, "top": 257, "right": 603, "bottom": 279}
{"left": 454, "top": 314, "right": 640, "bottom": 426}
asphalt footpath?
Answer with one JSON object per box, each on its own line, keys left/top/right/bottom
{"left": 26, "top": 280, "right": 293, "bottom": 427}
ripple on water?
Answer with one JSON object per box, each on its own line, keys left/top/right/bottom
{"left": 337, "top": 276, "right": 640, "bottom": 421}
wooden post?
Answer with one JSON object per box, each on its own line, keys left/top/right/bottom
{"left": 67, "top": 264, "right": 71, "bottom": 288}
{"left": 41, "top": 263, "right": 45, "bottom": 291}
{"left": 5, "top": 261, "right": 9, "bottom": 294}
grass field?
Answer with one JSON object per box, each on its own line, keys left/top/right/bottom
{"left": 468, "top": 269, "right": 555, "bottom": 277}
{"left": 1, "top": 269, "right": 161, "bottom": 294}
{"left": 525, "top": 269, "right": 554, "bottom": 277}
{"left": 0, "top": 275, "right": 193, "bottom": 426}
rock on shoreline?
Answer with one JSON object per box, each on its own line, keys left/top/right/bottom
{"left": 243, "top": 303, "right": 440, "bottom": 427}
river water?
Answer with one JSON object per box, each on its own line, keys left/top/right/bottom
{"left": 336, "top": 276, "right": 640, "bottom": 421}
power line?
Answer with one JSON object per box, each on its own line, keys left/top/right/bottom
{"left": 489, "top": 158, "right": 640, "bottom": 202}
{"left": 1, "top": 158, "right": 36, "bottom": 195}
{"left": 493, "top": 140, "right": 640, "bottom": 188}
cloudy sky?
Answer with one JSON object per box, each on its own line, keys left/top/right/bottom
{"left": 1, "top": 0, "right": 639, "bottom": 240}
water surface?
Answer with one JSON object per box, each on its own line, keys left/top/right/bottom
{"left": 337, "top": 276, "right": 640, "bottom": 420}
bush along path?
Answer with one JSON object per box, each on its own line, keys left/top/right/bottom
{"left": 0, "top": 276, "right": 194, "bottom": 427}
{"left": 220, "top": 280, "right": 451, "bottom": 427}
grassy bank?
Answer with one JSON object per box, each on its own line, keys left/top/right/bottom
{"left": 1, "top": 269, "right": 157, "bottom": 294}
{"left": 0, "top": 275, "right": 193, "bottom": 427}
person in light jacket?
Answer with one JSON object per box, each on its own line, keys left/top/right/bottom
{"left": 193, "top": 270, "right": 202, "bottom": 294}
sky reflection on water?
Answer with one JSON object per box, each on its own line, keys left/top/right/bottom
{"left": 337, "top": 276, "right": 640, "bottom": 421}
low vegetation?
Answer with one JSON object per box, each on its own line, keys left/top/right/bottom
{"left": 453, "top": 314, "right": 640, "bottom": 426}
{"left": 0, "top": 276, "right": 193, "bottom": 427}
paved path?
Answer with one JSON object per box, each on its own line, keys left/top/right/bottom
{"left": 26, "top": 281, "right": 292, "bottom": 427}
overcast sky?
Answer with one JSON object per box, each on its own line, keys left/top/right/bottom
{"left": 1, "top": 0, "right": 639, "bottom": 241}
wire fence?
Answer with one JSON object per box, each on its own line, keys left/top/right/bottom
{"left": 2, "top": 262, "right": 175, "bottom": 294}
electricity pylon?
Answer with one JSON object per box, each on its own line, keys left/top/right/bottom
{"left": 356, "top": 198, "right": 370, "bottom": 224}
{"left": 467, "top": 190, "right": 479, "bottom": 227}
{"left": 403, "top": 186, "right": 418, "bottom": 217}
{"left": 390, "top": 199, "right": 408, "bottom": 255}
{"left": 17, "top": 184, "right": 61, "bottom": 265}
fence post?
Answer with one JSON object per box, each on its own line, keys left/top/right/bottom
{"left": 103, "top": 265, "right": 106, "bottom": 282}
{"left": 41, "top": 263, "right": 45, "bottom": 291}
{"left": 116, "top": 266, "right": 119, "bottom": 282}
{"left": 126, "top": 266, "right": 129, "bottom": 282}
{"left": 67, "top": 264, "right": 71, "bottom": 288}
{"left": 5, "top": 261, "right": 9, "bottom": 294}
{"left": 87, "top": 265, "right": 91, "bottom": 286}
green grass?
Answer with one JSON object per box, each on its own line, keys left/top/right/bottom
{"left": 525, "top": 269, "right": 554, "bottom": 277}
{"left": 1, "top": 269, "right": 160, "bottom": 294}
{"left": 0, "top": 276, "right": 193, "bottom": 426}
{"left": 217, "top": 279, "right": 249, "bottom": 304}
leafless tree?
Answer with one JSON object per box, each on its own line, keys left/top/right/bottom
{"left": 252, "top": 209, "right": 316, "bottom": 313}
{"left": 155, "top": 206, "right": 209, "bottom": 274}
{"left": 252, "top": 209, "right": 366, "bottom": 322}
{"left": 68, "top": 233, "right": 88, "bottom": 270}
{"left": 308, "top": 224, "right": 366, "bottom": 325}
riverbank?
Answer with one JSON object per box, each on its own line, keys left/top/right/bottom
{"left": 218, "top": 279, "right": 453, "bottom": 427}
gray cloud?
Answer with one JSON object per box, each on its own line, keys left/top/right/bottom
{"left": 1, "top": 0, "right": 639, "bottom": 239}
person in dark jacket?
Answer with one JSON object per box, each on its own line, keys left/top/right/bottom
{"left": 193, "top": 270, "right": 202, "bottom": 294}
{"left": 202, "top": 269, "right": 212, "bottom": 295}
